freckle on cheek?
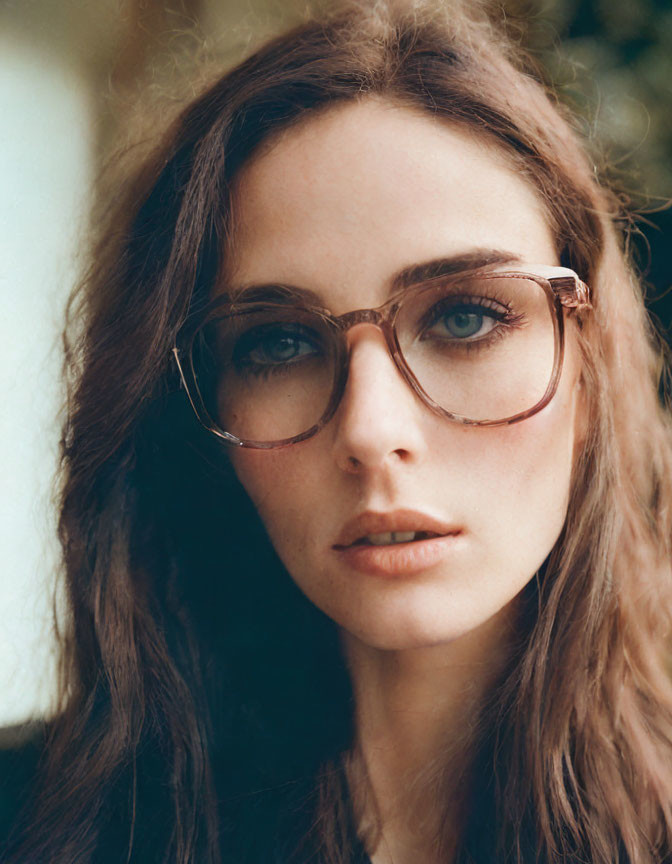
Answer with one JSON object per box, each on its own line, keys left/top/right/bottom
{"left": 480, "top": 404, "right": 575, "bottom": 488}
{"left": 232, "top": 450, "right": 307, "bottom": 513}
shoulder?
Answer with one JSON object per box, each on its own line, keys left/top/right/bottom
{"left": 0, "top": 722, "right": 45, "bottom": 855}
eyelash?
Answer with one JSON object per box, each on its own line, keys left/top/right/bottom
{"left": 233, "top": 325, "right": 323, "bottom": 378}
{"left": 418, "top": 292, "right": 526, "bottom": 350}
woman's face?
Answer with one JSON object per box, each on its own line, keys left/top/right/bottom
{"left": 226, "top": 99, "right": 584, "bottom": 651}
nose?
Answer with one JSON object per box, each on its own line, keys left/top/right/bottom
{"left": 332, "top": 324, "right": 427, "bottom": 474}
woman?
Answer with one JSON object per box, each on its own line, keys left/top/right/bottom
{"left": 2, "top": 0, "right": 672, "bottom": 862}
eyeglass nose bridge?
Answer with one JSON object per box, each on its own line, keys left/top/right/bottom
{"left": 335, "top": 306, "right": 392, "bottom": 331}
{"left": 333, "top": 304, "right": 402, "bottom": 365}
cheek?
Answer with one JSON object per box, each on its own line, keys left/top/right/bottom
{"left": 229, "top": 448, "right": 316, "bottom": 547}
{"left": 455, "top": 370, "right": 579, "bottom": 566}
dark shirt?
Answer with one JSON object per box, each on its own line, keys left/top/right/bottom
{"left": 0, "top": 723, "right": 634, "bottom": 864}
{"left": 0, "top": 725, "right": 43, "bottom": 861}
{"left": 0, "top": 724, "right": 504, "bottom": 863}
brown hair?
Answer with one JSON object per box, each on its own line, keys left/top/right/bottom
{"left": 7, "top": 1, "right": 672, "bottom": 862}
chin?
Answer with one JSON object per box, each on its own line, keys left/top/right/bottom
{"left": 335, "top": 583, "right": 522, "bottom": 653}
{"left": 342, "top": 607, "right": 486, "bottom": 652}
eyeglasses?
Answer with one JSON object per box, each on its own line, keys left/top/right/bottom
{"left": 173, "top": 266, "right": 591, "bottom": 449}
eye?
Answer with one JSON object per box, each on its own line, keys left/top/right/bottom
{"left": 423, "top": 302, "right": 503, "bottom": 342}
{"left": 234, "top": 323, "right": 321, "bottom": 367}
{"left": 438, "top": 309, "right": 495, "bottom": 339}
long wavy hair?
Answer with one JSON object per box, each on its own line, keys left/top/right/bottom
{"left": 6, "top": 1, "right": 672, "bottom": 862}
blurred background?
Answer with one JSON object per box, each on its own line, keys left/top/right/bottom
{"left": 1, "top": 0, "right": 670, "bottom": 731}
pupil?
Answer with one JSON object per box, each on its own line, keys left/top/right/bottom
{"left": 448, "top": 312, "right": 481, "bottom": 337}
{"left": 267, "top": 333, "right": 298, "bottom": 360}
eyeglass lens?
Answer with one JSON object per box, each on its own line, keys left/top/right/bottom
{"left": 190, "top": 275, "right": 558, "bottom": 443}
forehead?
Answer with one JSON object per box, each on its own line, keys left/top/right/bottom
{"left": 226, "top": 97, "right": 557, "bottom": 309}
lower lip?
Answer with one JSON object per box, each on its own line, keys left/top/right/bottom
{"left": 333, "top": 533, "right": 464, "bottom": 577}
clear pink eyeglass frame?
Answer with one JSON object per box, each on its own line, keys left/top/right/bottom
{"left": 172, "top": 266, "right": 592, "bottom": 449}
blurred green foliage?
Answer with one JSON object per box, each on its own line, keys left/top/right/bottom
{"left": 508, "top": 0, "right": 672, "bottom": 331}
{"left": 543, "top": 0, "right": 670, "bottom": 193}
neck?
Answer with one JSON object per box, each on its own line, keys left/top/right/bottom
{"left": 342, "top": 605, "right": 518, "bottom": 864}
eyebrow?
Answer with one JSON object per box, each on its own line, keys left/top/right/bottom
{"left": 391, "top": 249, "right": 522, "bottom": 292}
{"left": 228, "top": 248, "right": 522, "bottom": 307}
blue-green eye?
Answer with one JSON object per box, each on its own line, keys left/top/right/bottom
{"left": 428, "top": 306, "right": 498, "bottom": 341}
{"left": 444, "top": 311, "right": 487, "bottom": 338}
{"left": 255, "top": 331, "right": 312, "bottom": 363}
{"left": 234, "top": 323, "right": 320, "bottom": 369}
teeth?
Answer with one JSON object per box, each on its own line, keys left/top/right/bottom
{"left": 366, "top": 532, "right": 394, "bottom": 546}
{"left": 366, "top": 531, "right": 417, "bottom": 546}
{"left": 392, "top": 531, "right": 416, "bottom": 543}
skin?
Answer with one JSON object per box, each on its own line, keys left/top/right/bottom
{"left": 225, "top": 98, "right": 584, "bottom": 863}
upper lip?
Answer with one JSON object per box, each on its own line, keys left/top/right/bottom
{"left": 333, "top": 509, "right": 463, "bottom": 548}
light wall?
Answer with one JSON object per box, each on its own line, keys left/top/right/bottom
{"left": 0, "top": 35, "right": 93, "bottom": 726}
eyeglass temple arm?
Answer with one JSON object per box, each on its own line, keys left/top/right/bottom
{"left": 173, "top": 346, "right": 193, "bottom": 396}
{"left": 549, "top": 275, "right": 592, "bottom": 311}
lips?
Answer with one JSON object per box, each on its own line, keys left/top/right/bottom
{"left": 333, "top": 509, "right": 462, "bottom": 549}
{"left": 332, "top": 510, "right": 464, "bottom": 577}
